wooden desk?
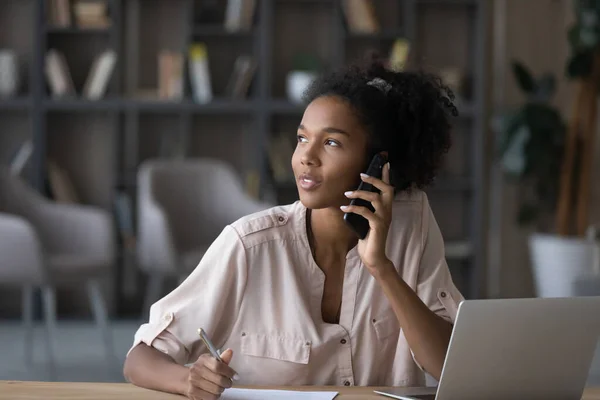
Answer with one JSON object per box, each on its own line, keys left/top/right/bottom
{"left": 1, "top": 381, "right": 600, "bottom": 400}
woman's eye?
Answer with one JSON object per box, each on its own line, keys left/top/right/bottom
{"left": 297, "top": 135, "right": 308, "bottom": 143}
{"left": 325, "top": 139, "right": 340, "bottom": 147}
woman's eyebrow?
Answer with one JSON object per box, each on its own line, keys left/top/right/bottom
{"left": 322, "top": 127, "right": 349, "bottom": 136}
{"left": 297, "top": 124, "right": 349, "bottom": 136}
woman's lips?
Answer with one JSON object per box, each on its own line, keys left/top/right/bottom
{"left": 298, "top": 174, "right": 322, "bottom": 191}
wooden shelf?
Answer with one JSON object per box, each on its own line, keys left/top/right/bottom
{"left": 0, "top": 0, "right": 488, "bottom": 308}
{"left": 44, "top": 98, "right": 122, "bottom": 111}
{"left": 345, "top": 30, "right": 406, "bottom": 40}
{"left": 43, "top": 97, "right": 257, "bottom": 114}
{"left": 128, "top": 98, "right": 256, "bottom": 113}
{"left": 46, "top": 26, "right": 112, "bottom": 34}
{"left": 268, "top": 99, "right": 305, "bottom": 115}
{"left": 192, "top": 25, "right": 254, "bottom": 38}
{"left": 0, "top": 97, "right": 31, "bottom": 110}
{"left": 418, "top": 0, "right": 478, "bottom": 5}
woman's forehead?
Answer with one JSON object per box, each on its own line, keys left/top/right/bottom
{"left": 301, "top": 96, "right": 363, "bottom": 134}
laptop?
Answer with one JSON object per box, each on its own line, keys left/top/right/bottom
{"left": 375, "top": 296, "right": 600, "bottom": 400}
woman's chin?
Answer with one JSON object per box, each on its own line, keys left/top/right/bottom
{"left": 298, "top": 193, "right": 345, "bottom": 211}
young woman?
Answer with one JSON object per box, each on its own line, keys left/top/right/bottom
{"left": 124, "top": 58, "right": 463, "bottom": 400}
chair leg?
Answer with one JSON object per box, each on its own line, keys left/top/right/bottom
{"left": 142, "top": 274, "right": 163, "bottom": 321}
{"left": 22, "top": 285, "right": 34, "bottom": 367}
{"left": 86, "top": 279, "right": 118, "bottom": 371}
{"left": 41, "top": 285, "right": 58, "bottom": 381}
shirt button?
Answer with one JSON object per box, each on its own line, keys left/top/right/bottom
{"left": 163, "top": 313, "right": 172, "bottom": 321}
{"left": 344, "top": 381, "right": 351, "bottom": 386}
{"left": 340, "top": 338, "right": 347, "bottom": 344}
{"left": 278, "top": 216, "right": 285, "bottom": 222}
{"left": 440, "top": 291, "right": 447, "bottom": 298}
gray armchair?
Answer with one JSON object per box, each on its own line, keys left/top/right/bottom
{"left": 136, "top": 158, "right": 273, "bottom": 316}
{"left": 0, "top": 168, "right": 117, "bottom": 380}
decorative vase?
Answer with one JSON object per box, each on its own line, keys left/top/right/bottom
{"left": 0, "top": 50, "right": 19, "bottom": 98}
{"left": 286, "top": 70, "right": 317, "bottom": 104}
{"left": 529, "top": 232, "right": 600, "bottom": 298}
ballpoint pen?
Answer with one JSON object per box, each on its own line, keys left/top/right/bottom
{"left": 197, "top": 328, "right": 240, "bottom": 381}
{"left": 197, "top": 328, "right": 223, "bottom": 362}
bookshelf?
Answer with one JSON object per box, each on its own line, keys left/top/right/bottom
{"left": 0, "top": 0, "right": 488, "bottom": 318}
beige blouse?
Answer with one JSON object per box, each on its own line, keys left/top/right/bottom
{"left": 128, "top": 190, "right": 464, "bottom": 387}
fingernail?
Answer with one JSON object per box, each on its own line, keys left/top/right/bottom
{"left": 344, "top": 191, "right": 353, "bottom": 197}
{"left": 386, "top": 162, "right": 390, "bottom": 170}
{"left": 340, "top": 205, "right": 349, "bottom": 210}
{"left": 233, "top": 373, "right": 240, "bottom": 381}
{"left": 360, "top": 173, "right": 369, "bottom": 179}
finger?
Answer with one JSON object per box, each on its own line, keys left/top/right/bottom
{"left": 220, "top": 348, "right": 233, "bottom": 365}
{"left": 190, "top": 368, "right": 233, "bottom": 390}
{"left": 344, "top": 189, "right": 379, "bottom": 203}
{"left": 187, "top": 385, "right": 220, "bottom": 400}
{"left": 360, "top": 173, "right": 394, "bottom": 194}
{"left": 205, "top": 356, "right": 238, "bottom": 381}
{"left": 340, "top": 204, "right": 379, "bottom": 226}
{"left": 193, "top": 376, "right": 225, "bottom": 397}
{"left": 382, "top": 162, "right": 391, "bottom": 185}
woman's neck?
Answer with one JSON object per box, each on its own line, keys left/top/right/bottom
{"left": 308, "top": 207, "right": 358, "bottom": 258}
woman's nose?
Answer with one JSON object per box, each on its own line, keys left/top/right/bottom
{"left": 300, "top": 145, "right": 320, "bottom": 166}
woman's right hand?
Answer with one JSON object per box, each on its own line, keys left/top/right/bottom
{"left": 185, "top": 348, "right": 239, "bottom": 400}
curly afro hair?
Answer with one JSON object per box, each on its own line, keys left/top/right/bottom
{"left": 302, "top": 57, "right": 457, "bottom": 192}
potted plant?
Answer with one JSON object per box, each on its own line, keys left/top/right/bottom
{"left": 286, "top": 53, "right": 321, "bottom": 104}
{"left": 496, "top": 57, "right": 600, "bottom": 297}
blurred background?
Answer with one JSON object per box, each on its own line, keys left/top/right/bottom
{"left": 0, "top": 0, "right": 599, "bottom": 386}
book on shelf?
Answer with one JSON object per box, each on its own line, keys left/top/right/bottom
{"left": 388, "top": 38, "right": 410, "bottom": 72}
{"left": 82, "top": 49, "right": 116, "bottom": 100}
{"left": 9, "top": 139, "right": 33, "bottom": 177}
{"left": 188, "top": 43, "right": 213, "bottom": 104}
{"left": 224, "top": 0, "right": 256, "bottom": 32}
{"left": 341, "top": 0, "right": 380, "bottom": 34}
{"left": 47, "top": 0, "right": 72, "bottom": 28}
{"left": 45, "top": 49, "right": 76, "bottom": 98}
{"left": 225, "top": 55, "right": 257, "bottom": 99}
{"left": 73, "top": 0, "right": 111, "bottom": 29}
{"left": 158, "top": 50, "right": 184, "bottom": 100}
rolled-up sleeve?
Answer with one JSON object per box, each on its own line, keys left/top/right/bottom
{"left": 127, "top": 224, "right": 248, "bottom": 365}
{"left": 415, "top": 197, "right": 465, "bottom": 324}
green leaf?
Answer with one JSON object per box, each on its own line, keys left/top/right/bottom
{"left": 512, "top": 61, "right": 536, "bottom": 94}
{"left": 496, "top": 110, "right": 526, "bottom": 156}
{"left": 517, "top": 203, "right": 539, "bottom": 226}
{"left": 568, "top": 24, "right": 581, "bottom": 49}
{"left": 566, "top": 51, "right": 594, "bottom": 78}
{"left": 535, "top": 74, "right": 556, "bottom": 101}
{"left": 501, "top": 125, "right": 530, "bottom": 177}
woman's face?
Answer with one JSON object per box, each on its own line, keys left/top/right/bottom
{"left": 291, "top": 95, "right": 369, "bottom": 210}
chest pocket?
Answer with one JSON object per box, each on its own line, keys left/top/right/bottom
{"left": 239, "top": 332, "right": 311, "bottom": 385}
{"left": 241, "top": 332, "right": 311, "bottom": 363}
{"left": 372, "top": 313, "right": 400, "bottom": 341}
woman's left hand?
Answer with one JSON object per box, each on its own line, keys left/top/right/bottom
{"left": 341, "top": 162, "right": 395, "bottom": 275}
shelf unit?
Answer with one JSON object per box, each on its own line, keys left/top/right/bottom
{"left": 0, "top": 0, "right": 488, "bottom": 318}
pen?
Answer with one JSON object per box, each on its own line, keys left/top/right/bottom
{"left": 197, "top": 328, "right": 223, "bottom": 362}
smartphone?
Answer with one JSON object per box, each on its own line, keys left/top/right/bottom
{"left": 343, "top": 153, "right": 388, "bottom": 240}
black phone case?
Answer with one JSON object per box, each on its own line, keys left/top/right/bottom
{"left": 343, "top": 153, "right": 387, "bottom": 239}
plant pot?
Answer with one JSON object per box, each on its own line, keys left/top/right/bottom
{"left": 529, "top": 233, "right": 600, "bottom": 298}
{"left": 286, "top": 70, "right": 317, "bottom": 104}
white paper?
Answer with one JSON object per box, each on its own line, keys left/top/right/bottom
{"left": 221, "top": 388, "right": 338, "bottom": 400}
